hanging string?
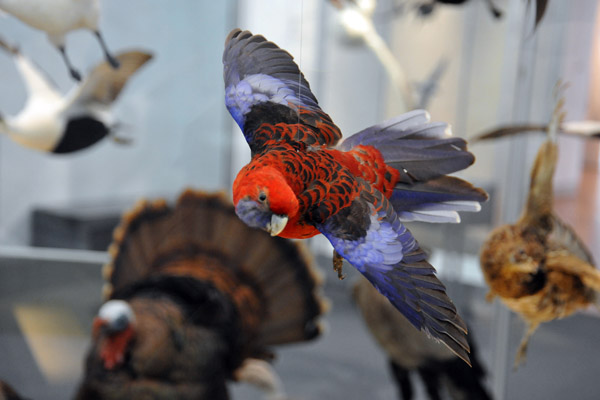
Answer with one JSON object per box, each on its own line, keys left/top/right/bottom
{"left": 296, "top": 0, "right": 304, "bottom": 140}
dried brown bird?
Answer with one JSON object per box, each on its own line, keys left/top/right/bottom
{"left": 353, "top": 276, "right": 492, "bottom": 400}
{"left": 75, "top": 189, "right": 327, "bottom": 400}
{"left": 479, "top": 97, "right": 600, "bottom": 366}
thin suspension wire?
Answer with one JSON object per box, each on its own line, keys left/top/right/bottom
{"left": 296, "top": 0, "right": 304, "bottom": 140}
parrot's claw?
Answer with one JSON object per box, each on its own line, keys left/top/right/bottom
{"left": 333, "top": 250, "right": 346, "bottom": 280}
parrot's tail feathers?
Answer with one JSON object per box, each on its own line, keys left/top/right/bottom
{"left": 340, "top": 110, "right": 478, "bottom": 183}
{"left": 339, "top": 110, "right": 432, "bottom": 150}
{"left": 362, "top": 253, "right": 471, "bottom": 366}
{"left": 104, "top": 188, "right": 327, "bottom": 348}
{"left": 391, "top": 176, "right": 489, "bottom": 223}
{"left": 379, "top": 139, "right": 475, "bottom": 184}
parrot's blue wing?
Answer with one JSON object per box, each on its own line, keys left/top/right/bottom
{"left": 318, "top": 182, "right": 470, "bottom": 364}
{"left": 222, "top": 29, "right": 342, "bottom": 149}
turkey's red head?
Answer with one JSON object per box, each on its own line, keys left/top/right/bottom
{"left": 93, "top": 300, "right": 136, "bottom": 370}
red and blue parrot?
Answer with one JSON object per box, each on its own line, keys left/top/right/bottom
{"left": 223, "top": 29, "right": 488, "bottom": 364}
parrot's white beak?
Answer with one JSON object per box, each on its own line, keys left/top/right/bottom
{"left": 268, "top": 214, "right": 288, "bottom": 236}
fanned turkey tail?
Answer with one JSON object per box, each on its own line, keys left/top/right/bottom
{"left": 339, "top": 110, "right": 488, "bottom": 223}
{"left": 103, "top": 188, "right": 327, "bottom": 353}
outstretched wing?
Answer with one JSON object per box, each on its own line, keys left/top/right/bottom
{"left": 549, "top": 214, "right": 595, "bottom": 266}
{"left": 65, "top": 51, "right": 153, "bottom": 109}
{"left": 0, "top": 38, "right": 62, "bottom": 104}
{"left": 223, "top": 29, "right": 342, "bottom": 150}
{"left": 318, "top": 181, "right": 470, "bottom": 364}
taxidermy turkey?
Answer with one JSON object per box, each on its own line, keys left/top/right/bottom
{"left": 75, "top": 189, "right": 327, "bottom": 399}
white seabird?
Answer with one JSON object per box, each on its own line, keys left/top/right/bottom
{"left": 0, "top": 39, "right": 153, "bottom": 154}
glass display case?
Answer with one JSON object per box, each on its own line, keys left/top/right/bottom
{"left": 1, "top": 0, "right": 599, "bottom": 399}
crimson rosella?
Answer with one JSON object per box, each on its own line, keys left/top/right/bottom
{"left": 223, "top": 28, "right": 488, "bottom": 364}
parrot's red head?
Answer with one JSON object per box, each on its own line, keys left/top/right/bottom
{"left": 93, "top": 300, "right": 135, "bottom": 370}
{"left": 233, "top": 165, "right": 299, "bottom": 236}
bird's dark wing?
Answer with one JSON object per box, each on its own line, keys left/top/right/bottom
{"left": 223, "top": 29, "right": 342, "bottom": 150}
{"left": 67, "top": 50, "right": 153, "bottom": 108}
{"left": 549, "top": 214, "right": 595, "bottom": 266}
{"left": 318, "top": 180, "right": 470, "bottom": 364}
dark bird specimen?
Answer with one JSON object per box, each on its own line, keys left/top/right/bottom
{"left": 0, "top": 39, "right": 152, "bottom": 154}
{"left": 353, "top": 277, "right": 492, "bottom": 400}
{"left": 0, "top": 380, "right": 27, "bottom": 400}
{"left": 392, "top": 0, "right": 547, "bottom": 30}
{"left": 416, "top": 0, "right": 503, "bottom": 19}
{"left": 0, "top": 0, "right": 119, "bottom": 81}
{"left": 225, "top": 28, "right": 488, "bottom": 364}
{"left": 529, "top": 0, "right": 549, "bottom": 30}
{"left": 75, "top": 189, "right": 327, "bottom": 400}
{"left": 480, "top": 97, "right": 600, "bottom": 366}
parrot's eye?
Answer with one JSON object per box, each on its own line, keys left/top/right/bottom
{"left": 258, "top": 192, "right": 267, "bottom": 202}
